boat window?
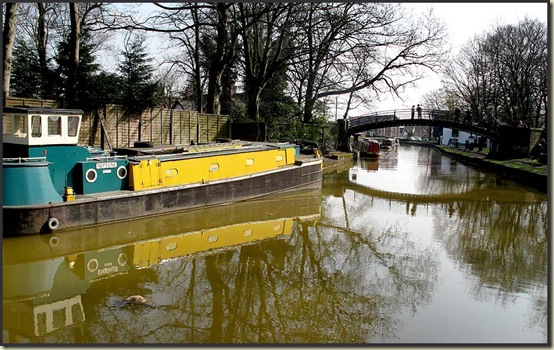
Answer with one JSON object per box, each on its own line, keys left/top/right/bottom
{"left": 13, "top": 115, "right": 27, "bottom": 137}
{"left": 209, "top": 163, "right": 219, "bottom": 172}
{"left": 48, "top": 115, "right": 62, "bottom": 136}
{"left": 52, "top": 308, "right": 66, "bottom": 329}
{"left": 245, "top": 158, "right": 254, "bottom": 166}
{"left": 3, "top": 114, "right": 13, "bottom": 134}
{"left": 31, "top": 115, "right": 42, "bottom": 137}
{"left": 68, "top": 116, "right": 80, "bottom": 137}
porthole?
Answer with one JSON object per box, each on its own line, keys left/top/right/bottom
{"left": 116, "top": 166, "right": 127, "bottom": 179}
{"left": 117, "top": 253, "right": 128, "bottom": 266}
{"left": 166, "top": 169, "right": 178, "bottom": 177}
{"left": 85, "top": 168, "right": 97, "bottom": 183}
{"left": 275, "top": 155, "right": 283, "bottom": 162}
{"left": 245, "top": 158, "right": 254, "bottom": 166}
{"left": 87, "top": 258, "right": 99, "bottom": 272}
{"left": 209, "top": 163, "right": 219, "bottom": 172}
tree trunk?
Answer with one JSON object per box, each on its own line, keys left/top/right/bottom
{"left": 36, "top": 3, "right": 50, "bottom": 99}
{"left": 303, "top": 60, "right": 316, "bottom": 123}
{"left": 246, "top": 82, "right": 261, "bottom": 121}
{"left": 3, "top": 2, "right": 18, "bottom": 101}
{"left": 206, "top": 71, "right": 222, "bottom": 115}
{"left": 191, "top": 6, "right": 202, "bottom": 113}
{"left": 303, "top": 97, "right": 315, "bottom": 123}
{"left": 206, "top": 4, "right": 229, "bottom": 115}
{"left": 67, "top": 3, "right": 81, "bottom": 107}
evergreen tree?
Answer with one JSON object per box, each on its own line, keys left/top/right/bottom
{"left": 259, "top": 66, "right": 303, "bottom": 141}
{"left": 88, "top": 72, "right": 123, "bottom": 108}
{"left": 118, "top": 35, "right": 162, "bottom": 118}
{"left": 54, "top": 28, "right": 100, "bottom": 109}
{"left": 10, "top": 40, "right": 42, "bottom": 98}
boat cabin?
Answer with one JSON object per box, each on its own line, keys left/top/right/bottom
{"left": 3, "top": 106, "right": 83, "bottom": 148}
{"left": 2, "top": 106, "right": 129, "bottom": 203}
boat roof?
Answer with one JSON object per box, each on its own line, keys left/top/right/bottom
{"left": 3, "top": 106, "right": 84, "bottom": 115}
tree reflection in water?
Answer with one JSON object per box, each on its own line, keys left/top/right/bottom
{"left": 77, "top": 209, "right": 439, "bottom": 344}
{"left": 80, "top": 173, "right": 546, "bottom": 343}
{"left": 435, "top": 198, "right": 548, "bottom": 339}
{"left": 17, "top": 148, "right": 545, "bottom": 344}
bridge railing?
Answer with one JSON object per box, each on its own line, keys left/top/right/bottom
{"left": 345, "top": 108, "right": 516, "bottom": 141}
{"left": 348, "top": 108, "right": 456, "bottom": 128}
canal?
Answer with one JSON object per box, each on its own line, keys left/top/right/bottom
{"left": 3, "top": 145, "right": 548, "bottom": 344}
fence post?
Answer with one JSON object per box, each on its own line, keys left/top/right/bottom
{"left": 160, "top": 108, "right": 163, "bottom": 144}
{"left": 138, "top": 110, "right": 142, "bottom": 142}
{"left": 196, "top": 112, "right": 200, "bottom": 144}
{"left": 127, "top": 111, "right": 130, "bottom": 147}
{"left": 169, "top": 109, "right": 173, "bottom": 145}
{"left": 116, "top": 106, "right": 119, "bottom": 148}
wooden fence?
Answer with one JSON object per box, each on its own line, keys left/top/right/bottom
{"left": 5, "top": 96, "right": 59, "bottom": 108}
{"left": 82, "top": 105, "right": 230, "bottom": 149}
{"left": 5, "top": 97, "right": 230, "bottom": 149}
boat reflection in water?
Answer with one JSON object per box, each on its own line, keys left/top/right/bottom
{"left": 3, "top": 186, "right": 321, "bottom": 342}
{"left": 359, "top": 158, "right": 380, "bottom": 172}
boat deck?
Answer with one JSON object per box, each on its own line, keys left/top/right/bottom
{"left": 113, "top": 141, "right": 289, "bottom": 159}
{"left": 68, "top": 155, "right": 322, "bottom": 203}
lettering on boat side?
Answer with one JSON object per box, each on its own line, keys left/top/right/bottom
{"left": 96, "top": 162, "right": 117, "bottom": 169}
{"left": 97, "top": 266, "right": 119, "bottom": 276}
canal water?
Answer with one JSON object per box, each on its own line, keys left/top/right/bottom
{"left": 3, "top": 145, "right": 548, "bottom": 344}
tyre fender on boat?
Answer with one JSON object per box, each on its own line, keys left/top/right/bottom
{"left": 47, "top": 217, "right": 60, "bottom": 231}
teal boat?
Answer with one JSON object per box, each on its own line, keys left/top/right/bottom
{"left": 3, "top": 106, "right": 323, "bottom": 235}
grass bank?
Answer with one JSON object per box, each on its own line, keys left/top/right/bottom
{"left": 322, "top": 152, "right": 354, "bottom": 174}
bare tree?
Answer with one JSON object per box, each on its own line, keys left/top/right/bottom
{"left": 201, "top": 3, "right": 239, "bottom": 115}
{"left": 96, "top": 3, "right": 227, "bottom": 113}
{"left": 3, "top": 2, "right": 18, "bottom": 100}
{"left": 238, "top": 3, "right": 299, "bottom": 120}
{"left": 445, "top": 18, "right": 547, "bottom": 127}
{"left": 421, "top": 87, "right": 460, "bottom": 111}
{"left": 155, "top": 64, "right": 187, "bottom": 108}
{"left": 14, "top": 3, "right": 64, "bottom": 98}
{"left": 64, "top": 3, "right": 105, "bottom": 107}
{"left": 290, "top": 4, "right": 449, "bottom": 122}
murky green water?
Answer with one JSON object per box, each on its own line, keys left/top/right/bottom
{"left": 3, "top": 145, "right": 548, "bottom": 344}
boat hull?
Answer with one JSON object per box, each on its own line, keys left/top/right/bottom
{"left": 358, "top": 152, "right": 381, "bottom": 158}
{"left": 3, "top": 159, "right": 322, "bottom": 236}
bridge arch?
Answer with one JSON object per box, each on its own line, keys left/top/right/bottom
{"left": 346, "top": 108, "right": 497, "bottom": 139}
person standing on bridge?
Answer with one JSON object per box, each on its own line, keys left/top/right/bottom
{"left": 464, "top": 110, "right": 472, "bottom": 124}
{"left": 411, "top": 105, "right": 415, "bottom": 119}
{"left": 417, "top": 104, "right": 422, "bottom": 119}
{"left": 454, "top": 107, "right": 461, "bottom": 123}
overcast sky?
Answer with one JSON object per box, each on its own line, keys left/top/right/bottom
{"left": 362, "top": 2, "right": 549, "bottom": 116}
